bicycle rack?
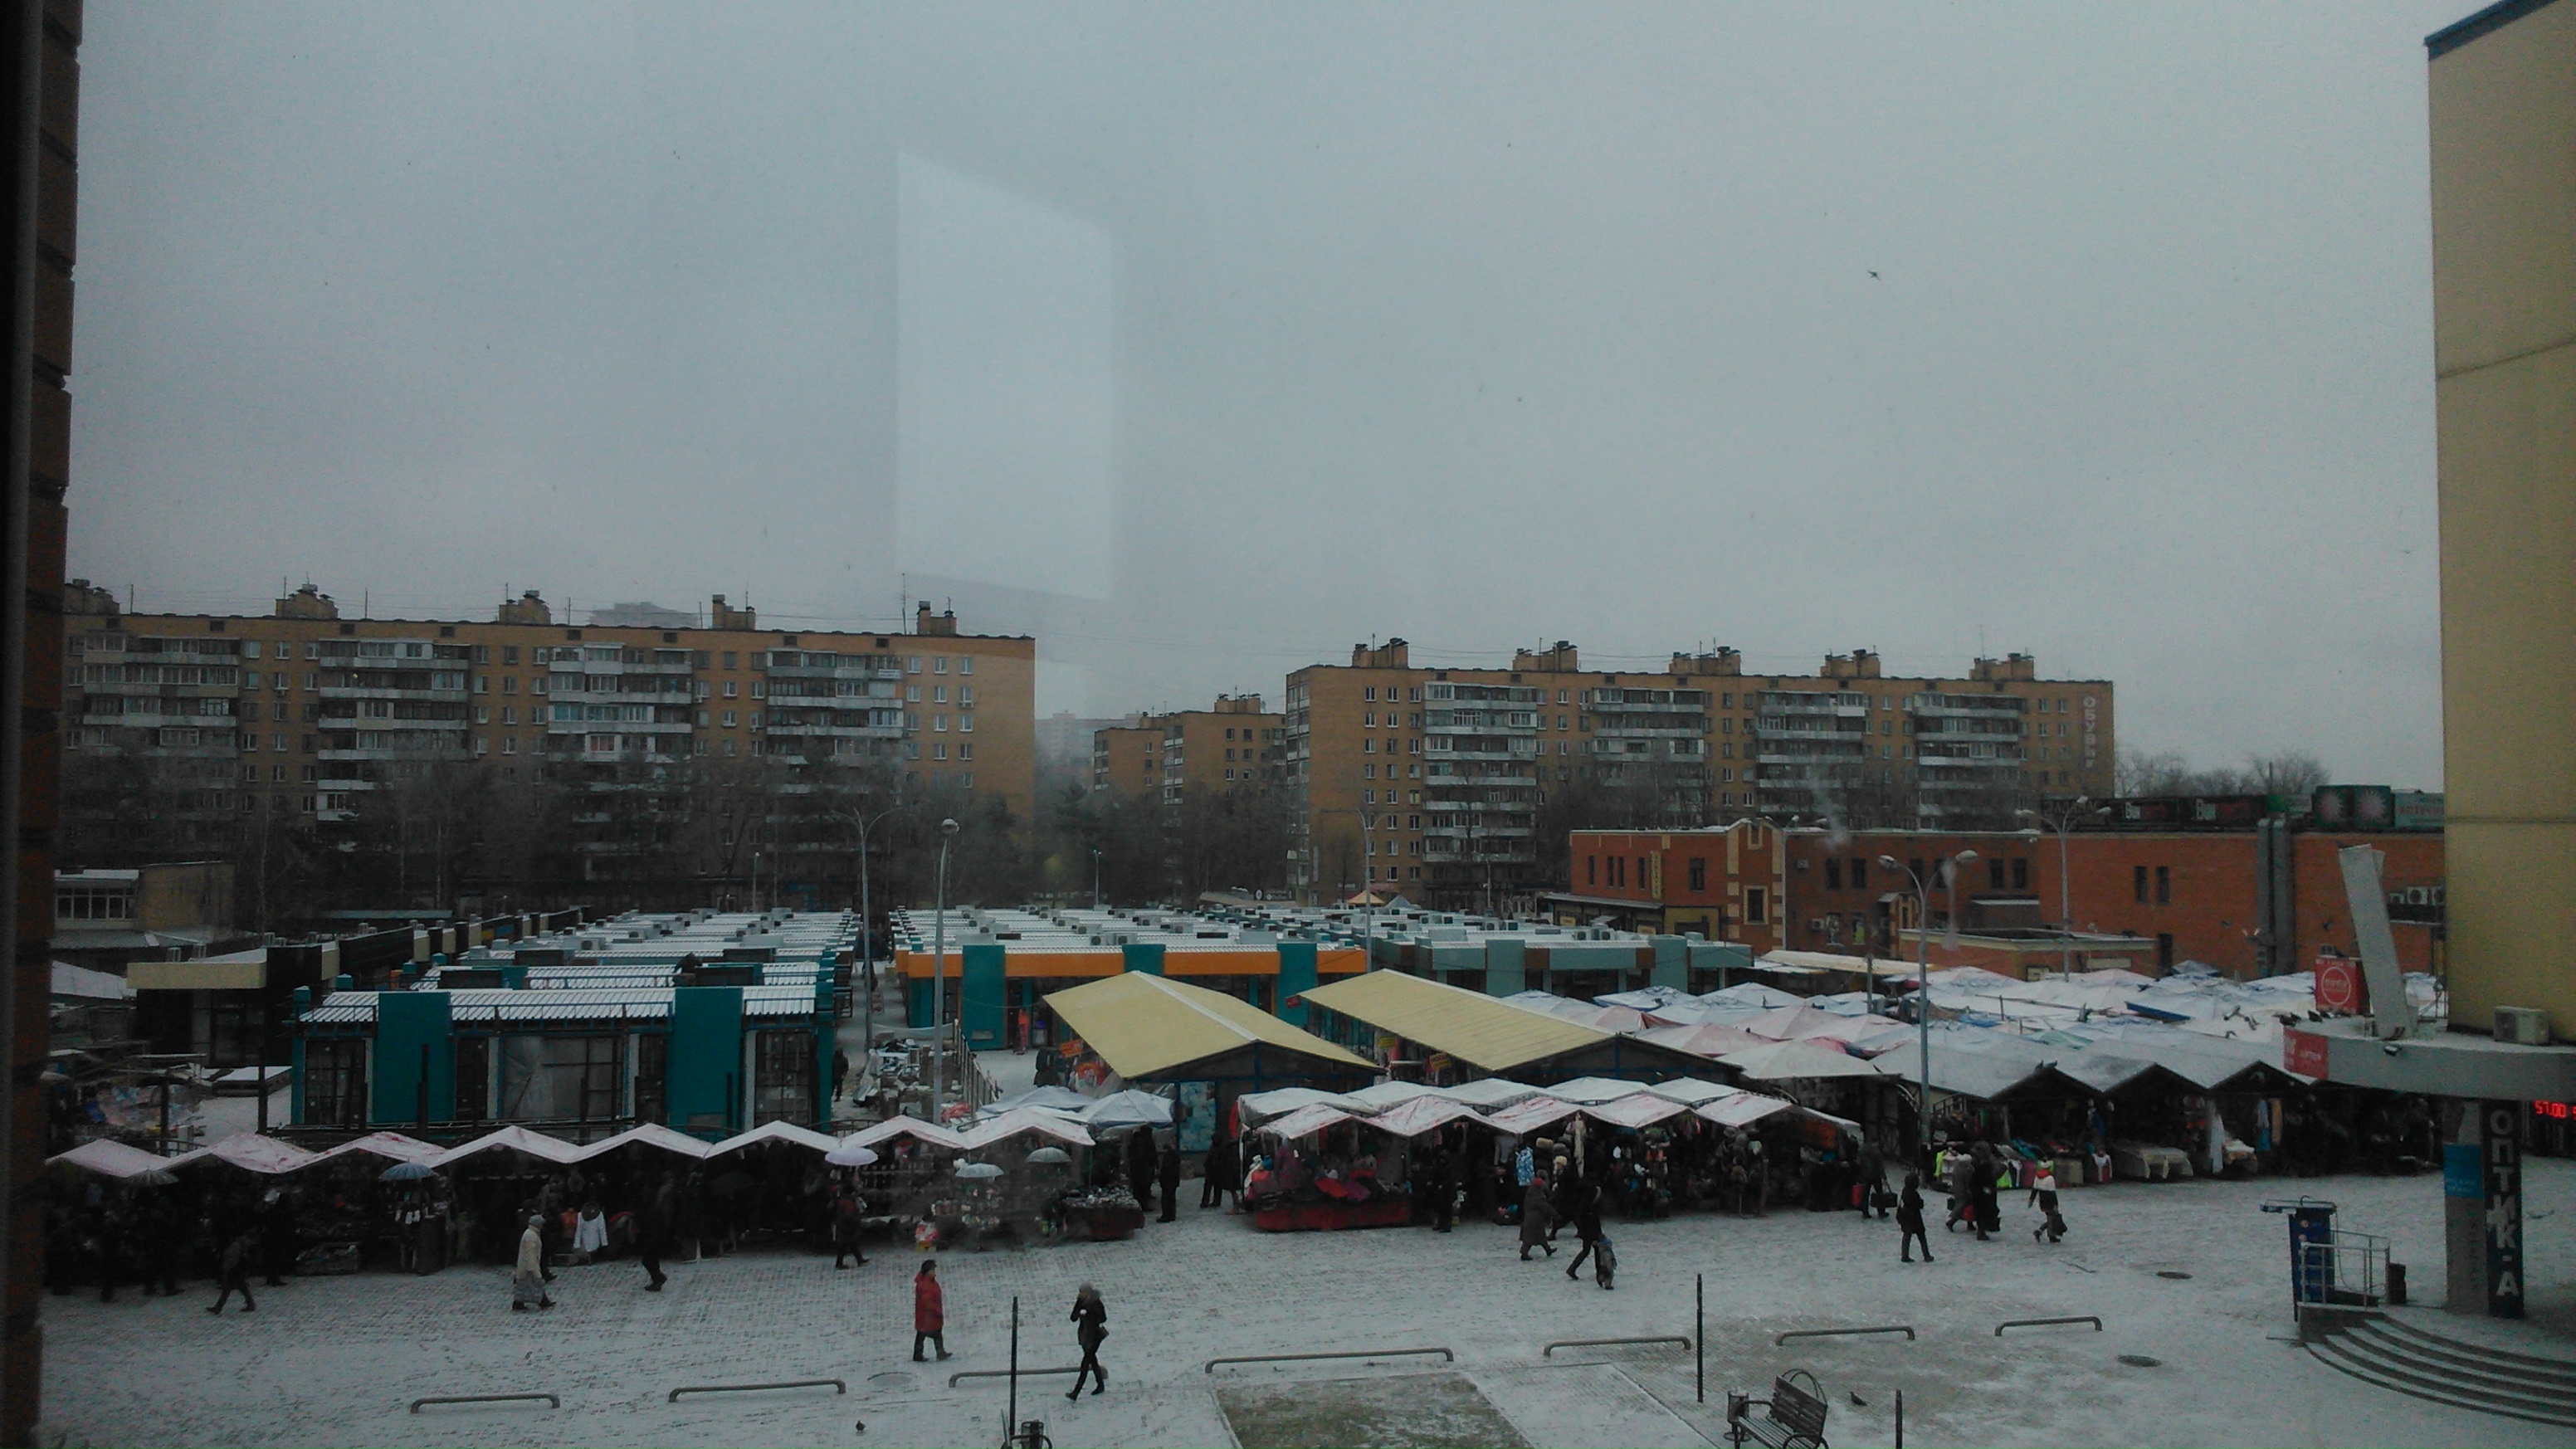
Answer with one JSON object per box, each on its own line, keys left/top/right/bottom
{"left": 1543, "top": 1335, "right": 1690, "bottom": 1357}
{"left": 1204, "top": 1347, "right": 1455, "bottom": 1373}
{"left": 1774, "top": 1325, "right": 1915, "bottom": 1344}
{"left": 1995, "top": 1315, "right": 2100, "bottom": 1336}
{"left": 666, "top": 1378, "right": 846, "bottom": 1403}
{"left": 409, "top": 1393, "right": 558, "bottom": 1413}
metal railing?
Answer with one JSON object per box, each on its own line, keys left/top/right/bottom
{"left": 1774, "top": 1325, "right": 1915, "bottom": 1344}
{"left": 666, "top": 1378, "right": 846, "bottom": 1403}
{"left": 1995, "top": 1316, "right": 2100, "bottom": 1336}
{"left": 1205, "top": 1347, "right": 1453, "bottom": 1373}
{"left": 1544, "top": 1335, "right": 1690, "bottom": 1357}
{"left": 410, "top": 1393, "right": 557, "bottom": 1412}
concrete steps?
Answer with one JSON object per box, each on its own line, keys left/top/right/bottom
{"left": 2305, "top": 1313, "right": 2576, "bottom": 1429}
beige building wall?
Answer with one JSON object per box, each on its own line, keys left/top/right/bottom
{"left": 2429, "top": 0, "right": 2576, "bottom": 1034}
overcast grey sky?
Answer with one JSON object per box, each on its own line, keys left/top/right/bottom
{"left": 71, "top": 2, "right": 2464, "bottom": 785}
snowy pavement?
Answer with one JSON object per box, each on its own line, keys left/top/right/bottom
{"left": 38, "top": 1156, "right": 2575, "bottom": 1447}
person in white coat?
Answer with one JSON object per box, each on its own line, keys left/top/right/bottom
{"left": 513, "top": 1214, "right": 554, "bottom": 1311}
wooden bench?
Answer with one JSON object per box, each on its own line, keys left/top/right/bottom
{"left": 1728, "top": 1369, "right": 1829, "bottom": 1449}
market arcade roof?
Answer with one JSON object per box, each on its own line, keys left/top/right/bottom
{"left": 1295, "top": 970, "right": 1708, "bottom": 1083}
{"left": 1042, "top": 971, "right": 1374, "bottom": 1082}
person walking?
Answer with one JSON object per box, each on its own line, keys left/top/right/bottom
{"left": 1565, "top": 1182, "right": 1607, "bottom": 1282}
{"left": 512, "top": 1214, "right": 554, "bottom": 1311}
{"left": 1066, "top": 1282, "right": 1108, "bottom": 1400}
{"left": 1518, "top": 1172, "right": 1557, "bottom": 1261}
{"left": 1156, "top": 1139, "right": 1181, "bottom": 1224}
{"left": 206, "top": 1229, "right": 257, "bottom": 1315}
{"left": 1200, "top": 1134, "right": 1237, "bottom": 1210}
{"left": 831, "top": 1183, "right": 867, "bottom": 1268}
{"left": 911, "top": 1260, "right": 949, "bottom": 1361}
{"left": 1897, "top": 1172, "right": 1934, "bottom": 1263}
{"left": 638, "top": 1174, "right": 672, "bottom": 1291}
{"left": 1856, "top": 1137, "right": 1888, "bottom": 1219}
{"left": 1124, "top": 1130, "right": 1156, "bottom": 1216}
{"left": 1427, "top": 1144, "right": 1456, "bottom": 1233}
{"left": 2031, "top": 1166, "right": 2066, "bottom": 1244}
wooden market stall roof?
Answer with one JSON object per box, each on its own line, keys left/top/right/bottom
{"left": 1288, "top": 964, "right": 1710, "bottom": 1077}
{"left": 1043, "top": 972, "right": 1374, "bottom": 1080}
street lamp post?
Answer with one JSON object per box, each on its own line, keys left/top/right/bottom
{"left": 2017, "top": 798, "right": 2109, "bottom": 977}
{"left": 751, "top": 851, "right": 762, "bottom": 915}
{"left": 1881, "top": 848, "right": 1977, "bottom": 1165}
{"left": 927, "top": 817, "right": 960, "bottom": 1120}
{"left": 1091, "top": 848, "right": 1103, "bottom": 911}
{"left": 851, "top": 796, "right": 909, "bottom": 1090}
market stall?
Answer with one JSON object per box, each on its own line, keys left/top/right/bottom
{"left": 1243, "top": 1103, "right": 1411, "bottom": 1232}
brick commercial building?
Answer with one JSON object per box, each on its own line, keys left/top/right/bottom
{"left": 1774, "top": 813, "right": 2445, "bottom": 978}
{"left": 57, "top": 588, "right": 1036, "bottom": 902}
{"left": 1284, "top": 637, "right": 2113, "bottom": 908}
{"left": 1547, "top": 822, "right": 1793, "bottom": 955}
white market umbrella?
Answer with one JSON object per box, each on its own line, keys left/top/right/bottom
{"left": 954, "top": 1161, "right": 1004, "bottom": 1179}
{"left": 824, "top": 1141, "right": 881, "bottom": 1167}
{"left": 1025, "top": 1146, "right": 1072, "bottom": 1166}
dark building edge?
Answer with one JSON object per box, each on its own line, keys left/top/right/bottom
{"left": 2427, "top": 0, "right": 2564, "bottom": 57}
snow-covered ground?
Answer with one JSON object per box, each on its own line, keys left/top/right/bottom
{"left": 37, "top": 1153, "right": 2574, "bottom": 1447}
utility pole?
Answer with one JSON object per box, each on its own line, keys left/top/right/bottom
{"left": 852, "top": 788, "right": 908, "bottom": 1086}
{"left": 927, "top": 817, "right": 959, "bottom": 1119}
{"left": 1882, "top": 848, "right": 1975, "bottom": 1164}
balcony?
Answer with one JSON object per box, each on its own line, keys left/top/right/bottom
{"left": 1910, "top": 694, "right": 2027, "bottom": 718}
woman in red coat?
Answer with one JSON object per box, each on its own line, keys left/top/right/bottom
{"left": 912, "top": 1260, "right": 949, "bottom": 1361}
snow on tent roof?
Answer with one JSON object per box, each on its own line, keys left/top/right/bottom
{"left": 1635, "top": 1022, "right": 1774, "bottom": 1059}
{"left": 851, "top": 1115, "right": 967, "bottom": 1150}
{"left": 2050, "top": 1051, "right": 2165, "bottom": 1095}
{"left": 1641, "top": 1077, "right": 1739, "bottom": 1107}
{"left": 1594, "top": 986, "right": 1688, "bottom": 1010}
{"left": 1580, "top": 1094, "right": 1689, "bottom": 1130}
{"left": 1740, "top": 1003, "right": 1864, "bottom": 1042}
{"left": 49, "top": 1137, "right": 169, "bottom": 1178}
{"left": 983, "top": 1086, "right": 1095, "bottom": 1116}
{"left": 312, "top": 1131, "right": 442, "bottom": 1165}
{"left": 1234, "top": 1087, "right": 1363, "bottom": 1127}
{"left": 1867, "top": 1030, "right": 2058, "bottom": 1101}
{"left": 1341, "top": 1081, "right": 1450, "bottom": 1114}
{"left": 1442, "top": 1078, "right": 1542, "bottom": 1111}
{"left": 1256, "top": 1102, "right": 1357, "bottom": 1139}
{"left": 1695, "top": 1092, "right": 1796, "bottom": 1129}
{"left": 1079, "top": 1090, "right": 1173, "bottom": 1129}
{"left": 707, "top": 1121, "right": 843, "bottom": 1157}
{"left": 955, "top": 1108, "right": 1093, "bottom": 1152}
{"left": 1700, "top": 982, "right": 1803, "bottom": 1009}
{"left": 1369, "top": 1095, "right": 1487, "bottom": 1138}
{"left": 1484, "top": 1096, "right": 1580, "bottom": 1135}
{"left": 173, "top": 1134, "right": 322, "bottom": 1174}
{"left": 1718, "top": 1039, "right": 1884, "bottom": 1082}
{"left": 569, "top": 1123, "right": 713, "bottom": 1162}
{"left": 432, "top": 1125, "right": 585, "bottom": 1168}
{"left": 1539, "top": 1076, "right": 1647, "bottom": 1105}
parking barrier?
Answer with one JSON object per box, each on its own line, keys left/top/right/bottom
{"left": 409, "top": 1393, "right": 557, "bottom": 1413}
{"left": 1204, "top": 1347, "right": 1454, "bottom": 1373}
{"left": 1773, "top": 1325, "right": 1915, "bottom": 1344}
{"left": 1994, "top": 1315, "right": 2101, "bottom": 1336}
{"left": 1542, "top": 1335, "right": 1690, "bottom": 1358}
{"left": 666, "top": 1378, "right": 846, "bottom": 1403}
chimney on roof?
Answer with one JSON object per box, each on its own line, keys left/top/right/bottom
{"left": 710, "top": 593, "right": 757, "bottom": 630}
{"left": 1512, "top": 642, "right": 1581, "bottom": 672}
{"left": 495, "top": 589, "right": 552, "bottom": 626}
{"left": 275, "top": 583, "right": 339, "bottom": 620}
{"left": 915, "top": 600, "right": 959, "bottom": 637}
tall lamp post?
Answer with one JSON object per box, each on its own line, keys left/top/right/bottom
{"left": 2017, "top": 798, "right": 2108, "bottom": 976}
{"left": 1091, "top": 848, "right": 1104, "bottom": 911}
{"left": 927, "top": 817, "right": 960, "bottom": 1120}
{"left": 851, "top": 795, "right": 910, "bottom": 1080}
{"left": 1881, "top": 848, "right": 1977, "bottom": 1164}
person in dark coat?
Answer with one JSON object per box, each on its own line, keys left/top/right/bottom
{"left": 1426, "top": 1145, "right": 1456, "bottom": 1233}
{"left": 1124, "top": 1130, "right": 1156, "bottom": 1212}
{"left": 637, "top": 1174, "right": 672, "bottom": 1291}
{"left": 1200, "top": 1134, "right": 1237, "bottom": 1210}
{"left": 207, "top": 1229, "right": 257, "bottom": 1315}
{"left": 1564, "top": 1183, "right": 1607, "bottom": 1281}
{"left": 1856, "top": 1138, "right": 1888, "bottom": 1218}
{"left": 1066, "top": 1282, "right": 1108, "bottom": 1399}
{"left": 1155, "top": 1140, "right": 1181, "bottom": 1223}
{"left": 1897, "top": 1172, "right": 1934, "bottom": 1263}
{"left": 831, "top": 1181, "right": 867, "bottom": 1267}
{"left": 1518, "top": 1173, "right": 1557, "bottom": 1261}
{"left": 256, "top": 1188, "right": 295, "bottom": 1286}
{"left": 1969, "top": 1144, "right": 2000, "bottom": 1241}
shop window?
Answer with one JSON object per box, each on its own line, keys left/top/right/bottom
{"left": 633, "top": 1035, "right": 668, "bottom": 1126}
{"left": 1743, "top": 887, "right": 1769, "bottom": 926}
{"left": 453, "top": 1037, "right": 492, "bottom": 1120}
{"left": 755, "top": 1030, "right": 817, "bottom": 1125}
{"left": 305, "top": 1039, "right": 368, "bottom": 1129}
{"left": 499, "top": 1035, "right": 623, "bottom": 1121}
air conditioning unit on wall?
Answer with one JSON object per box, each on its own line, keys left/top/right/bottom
{"left": 2496, "top": 1006, "right": 2553, "bottom": 1046}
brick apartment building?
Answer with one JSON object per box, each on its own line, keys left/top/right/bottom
{"left": 1544, "top": 820, "right": 1793, "bottom": 954}
{"left": 59, "top": 586, "right": 1036, "bottom": 888}
{"left": 1284, "top": 637, "right": 2113, "bottom": 907}
{"left": 1090, "top": 694, "right": 1283, "bottom": 805}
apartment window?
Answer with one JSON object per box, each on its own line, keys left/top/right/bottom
{"left": 1910, "top": 857, "right": 1925, "bottom": 885}
{"left": 2134, "top": 866, "right": 2149, "bottom": 905}
{"left": 304, "top": 672, "right": 318, "bottom": 690}
{"left": 959, "top": 714, "right": 973, "bottom": 733}
{"left": 475, "top": 676, "right": 488, "bottom": 693}
{"left": 750, "top": 681, "right": 767, "bottom": 699}
{"left": 271, "top": 764, "right": 285, "bottom": 781}
{"left": 474, "top": 705, "right": 489, "bottom": 724}
{"left": 2155, "top": 866, "right": 2171, "bottom": 905}
{"left": 1688, "top": 856, "right": 1707, "bottom": 892}
{"left": 1825, "top": 858, "right": 1842, "bottom": 890}
{"left": 502, "top": 737, "right": 516, "bottom": 755}
{"left": 1585, "top": 856, "right": 1598, "bottom": 887}
{"left": 1363, "top": 686, "right": 1376, "bottom": 701}
{"left": 905, "top": 656, "right": 920, "bottom": 674}
{"left": 934, "top": 715, "right": 949, "bottom": 732}
{"left": 933, "top": 742, "right": 947, "bottom": 760}
{"left": 932, "top": 685, "right": 947, "bottom": 704}
{"left": 959, "top": 742, "right": 973, "bottom": 761}
{"left": 724, "top": 681, "right": 738, "bottom": 698}
{"left": 2011, "top": 857, "right": 2028, "bottom": 890}
{"left": 721, "top": 711, "right": 737, "bottom": 728}
{"left": 501, "top": 645, "right": 520, "bottom": 665}
{"left": 1988, "top": 857, "right": 2005, "bottom": 890}
{"left": 1743, "top": 886, "right": 1769, "bottom": 925}
{"left": 934, "top": 656, "right": 949, "bottom": 674}
{"left": 1364, "top": 763, "right": 1376, "bottom": 778}
{"left": 531, "top": 676, "right": 546, "bottom": 695}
